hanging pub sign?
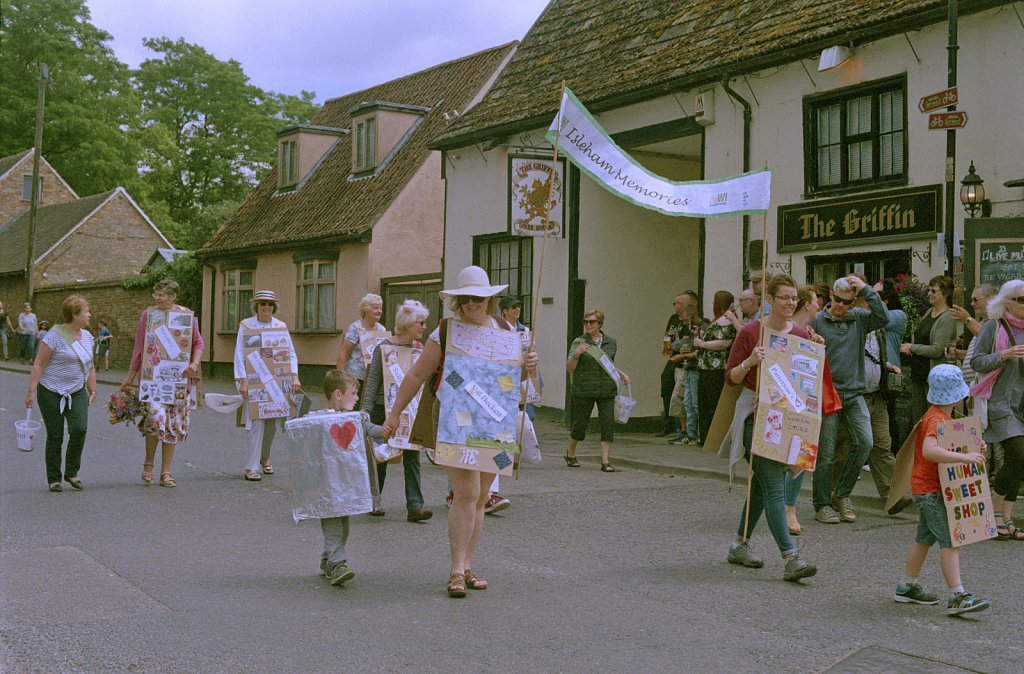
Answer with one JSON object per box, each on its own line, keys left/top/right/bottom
{"left": 777, "top": 184, "right": 941, "bottom": 252}
{"left": 508, "top": 155, "right": 565, "bottom": 237}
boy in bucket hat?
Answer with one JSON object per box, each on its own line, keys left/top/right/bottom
{"left": 894, "top": 364, "right": 990, "bottom": 616}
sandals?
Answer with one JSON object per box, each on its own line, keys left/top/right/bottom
{"left": 141, "top": 463, "right": 154, "bottom": 486}
{"left": 65, "top": 477, "right": 84, "bottom": 491}
{"left": 260, "top": 460, "right": 274, "bottom": 475}
{"left": 160, "top": 472, "right": 177, "bottom": 488}
{"left": 464, "top": 569, "right": 488, "bottom": 590}
{"left": 600, "top": 463, "right": 618, "bottom": 472}
{"left": 244, "top": 470, "right": 262, "bottom": 481}
{"left": 447, "top": 573, "right": 467, "bottom": 598}
{"left": 995, "top": 514, "right": 1024, "bottom": 541}
{"left": 564, "top": 453, "right": 580, "bottom": 468}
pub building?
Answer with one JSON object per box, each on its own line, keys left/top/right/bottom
{"left": 430, "top": 0, "right": 1023, "bottom": 424}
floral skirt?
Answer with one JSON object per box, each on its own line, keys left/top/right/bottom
{"left": 140, "top": 401, "right": 190, "bottom": 444}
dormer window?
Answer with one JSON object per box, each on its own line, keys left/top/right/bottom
{"left": 279, "top": 139, "right": 297, "bottom": 188}
{"left": 348, "top": 101, "right": 430, "bottom": 178}
{"left": 354, "top": 117, "right": 377, "bottom": 172}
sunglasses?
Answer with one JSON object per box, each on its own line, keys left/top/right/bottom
{"left": 256, "top": 301, "right": 275, "bottom": 307}
{"left": 584, "top": 318, "right": 601, "bottom": 324}
{"left": 1011, "top": 296, "right": 1024, "bottom": 305}
{"left": 926, "top": 288, "right": 940, "bottom": 294}
{"left": 832, "top": 296, "right": 855, "bottom": 306}
{"left": 457, "top": 295, "right": 486, "bottom": 305}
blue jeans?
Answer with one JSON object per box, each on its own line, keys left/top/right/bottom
{"left": 813, "top": 391, "right": 873, "bottom": 510}
{"left": 19, "top": 333, "right": 36, "bottom": 361}
{"left": 784, "top": 470, "right": 805, "bottom": 507}
{"left": 683, "top": 369, "right": 699, "bottom": 440}
{"left": 737, "top": 417, "right": 796, "bottom": 556}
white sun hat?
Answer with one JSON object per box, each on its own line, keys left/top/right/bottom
{"left": 439, "top": 265, "right": 508, "bottom": 299}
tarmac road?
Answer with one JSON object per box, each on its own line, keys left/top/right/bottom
{"left": 1, "top": 369, "right": 1021, "bottom": 673}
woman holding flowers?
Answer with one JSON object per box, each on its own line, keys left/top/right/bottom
{"left": 121, "top": 279, "right": 204, "bottom": 488}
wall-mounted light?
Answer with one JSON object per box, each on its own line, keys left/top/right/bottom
{"left": 818, "top": 45, "right": 854, "bottom": 72}
{"left": 960, "top": 161, "right": 992, "bottom": 217}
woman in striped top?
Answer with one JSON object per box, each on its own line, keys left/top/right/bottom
{"left": 25, "top": 295, "right": 97, "bottom": 492}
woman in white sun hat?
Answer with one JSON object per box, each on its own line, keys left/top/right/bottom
{"left": 382, "top": 266, "right": 539, "bottom": 598}
{"left": 233, "top": 290, "right": 301, "bottom": 481}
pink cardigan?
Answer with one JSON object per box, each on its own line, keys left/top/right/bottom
{"left": 129, "top": 306, "right": 205, "bottom": 372}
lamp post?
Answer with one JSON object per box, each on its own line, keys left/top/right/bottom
{"left": 960, "top": 161, "right": 990, "bottom": 217}
{"left": 25, "top": 63, "right": 49, "bottom": 305}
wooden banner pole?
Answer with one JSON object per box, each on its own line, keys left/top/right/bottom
{"left": 741, "top": 209, "right": 770, "bottom": 542}
{"left": 516, "top": 80, "right": 566, "bottom": 480}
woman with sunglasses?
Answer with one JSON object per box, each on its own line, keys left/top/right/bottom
{"left": 565, "top": 309, "right": 632, "bottom": 471}
{"left": 901, "top": 275, "right": 959, "bottom": 424}
{"left": 969, "top": 279, "right": 1024, "bottom": 540}
{"left": 720, "top": 274, "right": 817, "bottom": 582}
{"left": 381, "top": 266, "right": 538, "bottom": 597}
{"left": 233, "top": 290, "right": 301, "bottom": 481}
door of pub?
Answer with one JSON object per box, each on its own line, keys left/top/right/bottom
{"left": 379, "top": 274, "right": 442, "bottom": 335}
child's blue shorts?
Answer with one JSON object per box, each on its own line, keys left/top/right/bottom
{"left": 913, "top": 492, "right": 953, "bottom": 549}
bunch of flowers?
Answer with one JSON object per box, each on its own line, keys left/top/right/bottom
{"left": 893, "top": 273, "right": 931, "bottom": 336}
{"left": 108, "top": 389, "right": 147, "bottom": 427}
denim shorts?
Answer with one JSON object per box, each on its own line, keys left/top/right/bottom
{"left": 913, "top": 492, "right": 953, "bottom": 549}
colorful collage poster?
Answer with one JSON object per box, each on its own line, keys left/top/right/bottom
{"left": 243, "top": 327, "right": 295, "bottom": 420}
{"left": 359, "top": 328, "right": 391, "bottom": 367}
{"left": 435, "top": 320, "right": 522, "bottom": 476}
{"left": 380, "top": 344, "right": 423, "bottom": 453}
{"left": 751, "top": 329, "right": 826, "bottom": 470}
{"left": 936, "top": 417, "right": 998, "bottom": 547}
{"left": 139, "top": 309, "right": 194, "bottom": 405}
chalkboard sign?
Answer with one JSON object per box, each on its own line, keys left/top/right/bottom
{"left": 975, "top": 238, "right": 1024, "bottom": 288}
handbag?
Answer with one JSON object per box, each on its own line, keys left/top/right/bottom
{"left": 613, "top": 383, "right": 637, "bottom": 424}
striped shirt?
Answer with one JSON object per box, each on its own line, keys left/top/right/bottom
{"left": 39, "top": 328, "right": 94, "bottom": 395}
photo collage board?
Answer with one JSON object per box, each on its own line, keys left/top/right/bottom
{"left": 435, "top": 320, "right": 522, "bottom": 476}
{"left": 140, "top": 309, "right": 194, "bottom": 406}
{"left": 242, "top": 326, "right": 295, "bottom": 420}
{"left": 751, "top": 328, "right": 826, "bottom": 470}
{"left": 380, "top": 343, "right": 423, "bottom": 455}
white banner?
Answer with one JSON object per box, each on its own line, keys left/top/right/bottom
{"left": 546, "top": 87, "right": 771, "bottom": 217}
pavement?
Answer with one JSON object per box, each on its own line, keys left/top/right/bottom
{"left": 0, "top": 359, "right": 891, "bottom": 511}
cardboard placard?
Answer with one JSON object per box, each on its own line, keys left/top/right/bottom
{"left": 435, "top": 319, "right": 522, "bottom": 476}
{"left": 936, "top": 417, "right": 998, "bottom": 547}
{"left": 703, "top": 379, "right": 743, "bottom": 454}
{"left": 139, "top": 309, "right": 193, "bottom": 405}
{"left": 751, "top": 329, "right": 826, "bottom": 469}
{"left": 358, "top": 328, "right": 391, "bottom": 366}
{"left": 381, "top": 344, "right": 423, "bottom": 453}
{"left": 243, "top": 326, "right": 295, "bottom": 420}
{"left": 885, "top": 421, "right": 921, "bottom": 512}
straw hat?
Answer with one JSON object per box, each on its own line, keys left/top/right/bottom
{"left": 251, "top": 290, "right": 279, "bottom": 307}
{"left": 439, "top": 266, "right": 507, "bottom": 299}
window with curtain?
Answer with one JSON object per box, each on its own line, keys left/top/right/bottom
{"left": 296, "top": 259, "right": 335, "bottom": 330}
{"left": 806, "top": 76, "right": 905, "bottom": 194}
{"left": 222, "top": 269, "right": 254, "bottom": 330}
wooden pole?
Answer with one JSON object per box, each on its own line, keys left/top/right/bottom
{"left": 741, "top": 210, "right": 770, "bottom": 542}
{"left": 516, "top": 81, "right": 566, "bottom": 480}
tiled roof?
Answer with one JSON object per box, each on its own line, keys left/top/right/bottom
{"left": 433, "top": 0, "right": 1006, "bottom": 148}
{"left": 198, "top": 42, "right": 518, "bottom": 257}
{"left": 0, "top": 190, "right": 114, "bottom": 275}
{"left": 0, "top": 150, "right": 31, "bottom": 180}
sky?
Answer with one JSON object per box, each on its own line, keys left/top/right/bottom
{"left": 85, "top": 0, "right": 550, "bottom": 103}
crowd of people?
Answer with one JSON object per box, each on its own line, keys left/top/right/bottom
{"left": 13, "top": 268, "right": 1024, "bottom": 609}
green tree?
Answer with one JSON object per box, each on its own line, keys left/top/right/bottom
{"left": 0, "top": 0, "right": 141, "bottom": 196}
{"left": 133, "top": 37, "right": 318, "bottom": 245}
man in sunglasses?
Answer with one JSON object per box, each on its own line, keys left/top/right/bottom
{"left": 810, "top": 275, "right": 889, "bottom": 525}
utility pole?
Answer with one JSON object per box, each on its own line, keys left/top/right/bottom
{"left": 944, "top": 0, "right": 958, "bottom": 279}
{"left": 25, "top": 63, "right": 49, "bottom": 305}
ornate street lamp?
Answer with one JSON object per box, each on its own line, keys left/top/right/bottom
{"left": 959, "top": 161, "right": 990, "bottom": 217}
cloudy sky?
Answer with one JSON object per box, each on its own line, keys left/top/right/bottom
{"left": 86, "top": 0, "right": 550, "bottom": 102}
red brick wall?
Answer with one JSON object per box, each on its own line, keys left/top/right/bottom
{"left": 29, "top": 281, "right": 155, "bottom": 369}
{"left": 0, "top": 155, "right": 78, "bottom": 225}
{"left": 37, "top": 191, "right": 166, "bottom": 287}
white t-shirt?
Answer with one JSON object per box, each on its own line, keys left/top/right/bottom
{"left": 39, "top": 328, "right": 94, "bottom": 395}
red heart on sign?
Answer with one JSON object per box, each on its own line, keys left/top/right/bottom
{"left": 330, "top": 422, "right": 357, "bottom": 449}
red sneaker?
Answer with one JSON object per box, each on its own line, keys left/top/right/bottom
{"left": 484, "top": 493, "right": 510, "bottom": 514}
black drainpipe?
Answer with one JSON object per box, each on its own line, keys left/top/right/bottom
{"left": 720, "top": 77, "right": 752, "bottom": 283}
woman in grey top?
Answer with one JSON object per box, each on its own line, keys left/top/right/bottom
{"left": 335, "top": 293, "right": 386, "bottom": 402}
{"left": 18, "top": 302, "right": 38, "bottom": 364}
{"left": 25, "top": 295, "right": 97, "bottom": 492}
{"left": 969, "top": 279, "right": 1024, "bottom": 540}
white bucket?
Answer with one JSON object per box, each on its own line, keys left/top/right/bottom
{"left": 16, "top": 411, "right": 42, "bottom": 452}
